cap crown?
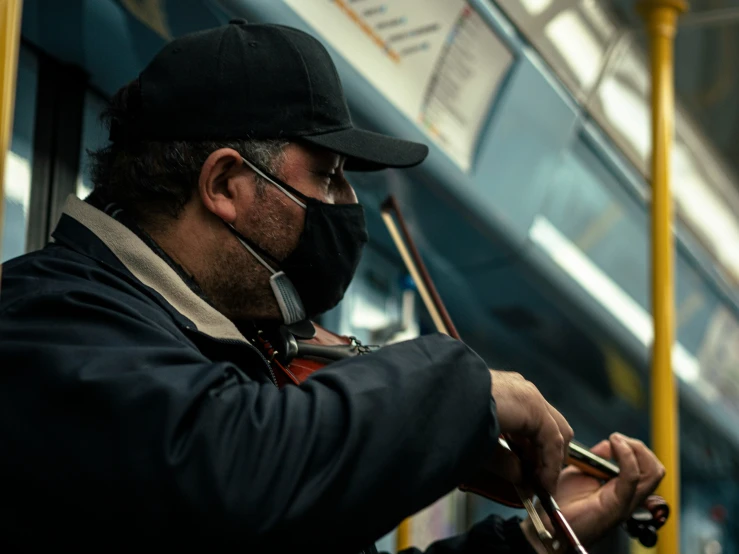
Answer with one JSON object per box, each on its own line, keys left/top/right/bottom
{"left": 126, "top": 21, "right": 353, "bottom": 142}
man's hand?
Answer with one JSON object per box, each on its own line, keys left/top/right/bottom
{"left": 489, "top": 370, "right": 574, "bottom": 494}
{"left": 520, "top": 433, "right": 666, "bottom": 552}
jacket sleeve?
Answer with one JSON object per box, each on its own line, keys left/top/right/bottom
{"left": 0, "top": 287, "right": 499, "bottom": 552}
{"left": 396, "top": 516, "right": 537, "bottom": 554}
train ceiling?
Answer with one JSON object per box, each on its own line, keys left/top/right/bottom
{"left": 611, "top": 0, "right": 739, "bottom": 193}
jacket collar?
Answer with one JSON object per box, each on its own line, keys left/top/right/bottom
{"left": 55, "top": 194, "right": 248, "bottom": 343}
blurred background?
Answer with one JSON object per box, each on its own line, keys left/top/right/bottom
{"left": 2, "top": 0, "right": 739, "bottom": 552}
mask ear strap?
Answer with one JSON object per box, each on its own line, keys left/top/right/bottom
{"left": 241, "top": 157, "right": 307, "bottom": 209}
{"left": 229, "top": 223, "right": 278, "bottom": 274}
{"left": 227, "top": 223, "right": 307, "bottom": 325}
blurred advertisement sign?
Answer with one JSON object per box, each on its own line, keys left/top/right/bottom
{"left": 284, "top": 0, "right": 513, "bottom": 172}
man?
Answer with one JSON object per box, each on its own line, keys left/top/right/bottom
{"left": 0, "top": 20, "right": 664, "bottom": 553}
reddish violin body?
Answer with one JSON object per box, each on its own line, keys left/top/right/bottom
{"left": 256, "top": 323, "right": 356, "bottom": 387}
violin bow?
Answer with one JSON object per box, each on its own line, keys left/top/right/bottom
{"left": 380, "top": 195, "right": 585, "bottom": 554}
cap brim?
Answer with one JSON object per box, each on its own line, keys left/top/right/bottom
{"left": 301, "top": 127, "right": 429, "bottom": 172}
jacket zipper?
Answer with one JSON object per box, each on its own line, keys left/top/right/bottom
{"left": 184, "top": 326, "right": 280, "bottom": 388}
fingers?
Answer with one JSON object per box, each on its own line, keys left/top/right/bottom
{"left": 547, "top": 403, "right": 574, "bottom": 457}
{"left": 490, "top": 370, "right": 570, "bottom": 496}
{"left": 623, "top": 436, "right": 666, "bottom": 501}
{"left": 534, "top": 410, "right": 565, "bottom": 495}
{"left": 552, "top": 433, "right": 666, "bottom": 544}
{"left": 609, "top": 433, "right": 640, "bottom": 517}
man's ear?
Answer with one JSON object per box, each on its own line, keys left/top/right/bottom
{"left": 198, "top": 148, "right": 250, "bottom": 224}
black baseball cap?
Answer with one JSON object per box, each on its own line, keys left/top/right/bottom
{"left": 110, "top": 19, "right": 429, "bottom": 172}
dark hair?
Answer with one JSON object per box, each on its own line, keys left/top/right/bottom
{"left": 88, "top": 79, "right": 288, "bottom": 227}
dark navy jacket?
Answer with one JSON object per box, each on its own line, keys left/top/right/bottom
{"left": 0, "top": 195, "right": 534, "bottom": 553}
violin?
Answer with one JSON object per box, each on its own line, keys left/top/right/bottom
{"left": 253, "top": 195, "right": 669, "bottom": 552}
{"left": 255, "top": 320, "right": 668, "bottom": 551}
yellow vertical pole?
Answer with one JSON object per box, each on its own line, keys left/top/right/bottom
{"left": 396, "top": 518, "right": 412, "bottom": 551}
{"left": 0, "top": 0, "right": 24, "bottom": 272}
{"left": 636, "top": 1, "right": 686, "bottom": 553}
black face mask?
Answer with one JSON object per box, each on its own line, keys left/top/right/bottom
{"left": 227, "top": 157, "right": 369, "bottom": 323}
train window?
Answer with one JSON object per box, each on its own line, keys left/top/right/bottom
{"left": 2, "top": 46, "right": 38, "bottom": 263}
{"left": 494, "top": 0, "right": 617, "bottom": 98}
{"left": 536, "top": 136, "right": 650, "bottom": 311}
{"left": 590, "top": 38, "right": 650, "bottom": 178}
{"left": 77, "top": 90, "right": 110, "bottom": 199}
